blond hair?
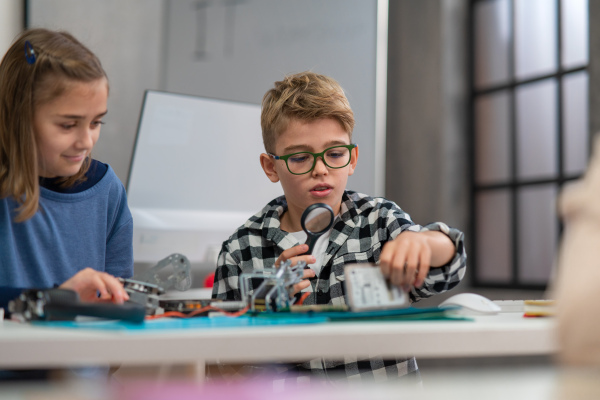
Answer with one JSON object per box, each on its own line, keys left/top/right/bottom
{"left": 0, "top": 28, "right": 107, "bottom": 221}
{"left": 261, "top": 71, "right": 354, "bottom": 153}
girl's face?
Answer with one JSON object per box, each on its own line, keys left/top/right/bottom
{"left": 33, "top": 78, "right": 108, "bottom": 178}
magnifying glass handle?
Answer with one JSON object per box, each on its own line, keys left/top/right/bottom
{"left": 304, "top": 234, "right": 318, "bottom": 256}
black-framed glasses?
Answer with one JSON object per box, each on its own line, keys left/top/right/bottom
{"left": 268, "top": 144, "right": 357, "bottom": 175}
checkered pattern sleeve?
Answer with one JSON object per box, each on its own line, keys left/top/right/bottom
{"left": 211, "top": 196, "right": 289, "bottom": 302}
{"left": 408, "top": 221, "right": 466, "bottom": 302}
{"left": 212, "top": 241, "right": 244, "bottom": 301}
{"left": 377, "top": 198, "right": 466, "bottom": 303}
{"left": 400, "top": 220, "right": 467, "bottom": 303}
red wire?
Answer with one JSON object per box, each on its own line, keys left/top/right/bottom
{"left": 145, "top": 305, "right": 250, "bottom": 320}
{"left": 296, "top": 292, "right": 310, "bottom": 305}
{"left": 146, "top": 292, "right": 311, "bottom": 320}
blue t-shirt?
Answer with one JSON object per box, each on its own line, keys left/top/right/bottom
{"left": 0, "top": 160, "right": 133, "bottom": 308}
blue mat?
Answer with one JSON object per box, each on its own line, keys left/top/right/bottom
{"left": 31, "top": 306, "right": 464, "bottom": 332}
{"left": 32, "top": 314, "right": 330, "bottom": 332}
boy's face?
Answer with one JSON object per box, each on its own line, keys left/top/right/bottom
{"left": 260, "top": 117, "right": 358, "bottom": 228}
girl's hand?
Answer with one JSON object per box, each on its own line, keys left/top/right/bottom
{"left": 275, "top": 244, "right": 316, "bottom": 295}
{"left": 59, "top": 268, "right": 129, "bottom": 304}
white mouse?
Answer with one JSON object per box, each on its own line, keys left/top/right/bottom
{"left": 439, "top": 293, "right": 501, "bottom": 315}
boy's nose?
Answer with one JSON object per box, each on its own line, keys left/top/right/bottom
{"left": 312, "top": 156, "right": 329, "bottom": 175}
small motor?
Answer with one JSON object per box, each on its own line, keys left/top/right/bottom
{"left": 119, "top": 278, "right": 164, "bottom": 315}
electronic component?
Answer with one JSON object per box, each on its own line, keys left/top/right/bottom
{"left": 132, "top": 253, "right": 192, "bottom": 292}
{"left": 8, "top": 288, "right": 146, "bottom": 323}
{"left": 344, "top": 264, "right": 408, "bottom": 311}
{"left": 119, "top": 278, "right": 164, "bottom": 314}
{"left": 240, "top": 259, "right": 305, "bottom": 312}
{"left": 209, "top": 300, "right": 247, "bottom": 312}
{"left": 121, "top": 253, "right": 193, "bottom": 315}
{"left": 159, "top": 299, "right": 213, "bottom": 315}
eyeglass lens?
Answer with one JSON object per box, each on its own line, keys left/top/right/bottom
{"left": 287, "top": 146, "right": 351, "bottom": 174}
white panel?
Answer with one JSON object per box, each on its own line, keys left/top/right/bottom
{"left": 475, "top": 91, "right": 511, "bottom": 184}
{"left": 127, "top": 91, "right": 284, "bottom": 263}
{"left": 474, "top": 0, "right": 510, "bottom": 89}
{"left": 516, "top": 79, "right": 557, "bottom": 180}
{"left": 128, "top": 91, "right": 283, "bottom": 212}
{"left": 517, "top": 185, "right": 558, "bottom": 284}
{"left": 562, "top": 71, "right": 589, "bottom": 175}
{"left": 515, "top": 0, "right": 557, "bottom": 80}
{"left": 374, "top": 0, "right": 388, "bottom": 197}
{"left": 476, "top": 190, "right": 512, "bottom": 283}
{"left": 561, "top": 0, "right": 589, "bottom": 69}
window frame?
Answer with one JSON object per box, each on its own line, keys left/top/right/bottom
{"left": 469, "top": 0, "right": 590, "bottom": 290}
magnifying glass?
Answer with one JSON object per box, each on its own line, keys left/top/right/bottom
{"left": 300, "top": 203, "right": 335, "bottom": 255}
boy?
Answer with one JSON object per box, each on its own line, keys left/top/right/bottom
{"left": 212, "top": 71, "right": 467, "bottom": 380}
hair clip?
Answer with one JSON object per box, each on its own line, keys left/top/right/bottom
{"left": 24, "top": 40, "right": 36, "bottom": 64}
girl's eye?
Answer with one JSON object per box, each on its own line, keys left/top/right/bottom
{"left": 61, "top": 124, "right": 76, "bottom": 130}
{"left": 92, "top": 120, "right": 105, "bottom": 128}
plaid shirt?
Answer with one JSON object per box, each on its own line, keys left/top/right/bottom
{"left": 212, "top": 191, "right": 467, "bottom": 381}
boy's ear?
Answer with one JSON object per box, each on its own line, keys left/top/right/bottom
{"left": 348, "top": 145, "right": 359, "bottom": 176}
{"left": 260, "top": 153, "right": 280, "bottom": 183}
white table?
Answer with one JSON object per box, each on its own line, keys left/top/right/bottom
{"left": 0, "top": 312, "right": 556, "bottom": 372}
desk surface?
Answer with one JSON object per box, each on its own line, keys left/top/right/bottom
{"left": 0, "top": 312, "right": 556, "bottom": 369}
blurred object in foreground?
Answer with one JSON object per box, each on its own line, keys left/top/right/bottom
{"left": 554, "top": 134, "right": 600, "bottom": 366}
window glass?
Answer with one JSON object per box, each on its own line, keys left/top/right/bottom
{"left": 515, "top": 0, "right": 557, "bottom": 80}
{"left": 517, "top": 184, "right": 558, "bottom": 284}
{"left": 561, "top": 0, "right": 589, "bottom": 69}
{"left": 563, "top": 71, "right": 589, "bottom": 175}
{"left": 475, "top": 91, "right": 511, "bottom": 184}
{"left": 516, "top": 79, "right": 557, "bottom": 180}
{"left": 474, "top": 0, "right": 510, "bottom": 89}
{"left": 476, "top": 190, "right": 513, "bottom": 283}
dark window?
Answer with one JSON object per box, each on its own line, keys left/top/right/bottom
{"left": 470, "top": 0, "right": 589, "bottom": 289}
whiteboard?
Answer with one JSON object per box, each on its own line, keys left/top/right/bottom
{"left": 127, "top": 91, "right": 285, "bottom": 263}
{"left": 127, "top": 91, "right": 283, "bottom": 213}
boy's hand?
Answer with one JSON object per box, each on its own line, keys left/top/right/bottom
{"left": 59, "top": 268, "right": 130, "bottom": 304}
{"left": 380, "top": 231, "right": 454, "bottom": 291}
{"left": 275, "top": 244, "right": 317, "bottom": 295}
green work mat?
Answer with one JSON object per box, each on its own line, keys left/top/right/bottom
{"left": 251, "top": 306, "right": 468, "bottom": 322}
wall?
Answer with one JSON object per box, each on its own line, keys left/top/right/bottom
{"left": 27, "top": 0, "right": 385, "bottom": 197}
{"left": 27, "top": 0, "right": 166, "bottom": 185}
{"left": 0, "top": 0, "right": 23, "bottom": 55}
{"left": 386, "top": 0, "right": 469, "bottom": 231}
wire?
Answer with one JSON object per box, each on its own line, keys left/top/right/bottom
{"left": 296, "top": 292, "right": 311, "bottom": 305}
{"left": 145, "top": 305, "right": 250, "bottom": 320}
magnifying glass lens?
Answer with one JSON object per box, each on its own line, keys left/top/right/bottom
{"left": 301, "top": 203, "right": 334, "bottom": 255}
{"left": 304, "top": 208, "right": 334, "bottom": 234}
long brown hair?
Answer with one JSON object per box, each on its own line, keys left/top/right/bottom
{"left": 0, "top": 28, "right": 107, "bottom": 221}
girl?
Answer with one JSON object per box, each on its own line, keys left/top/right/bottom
{"left": 0, "top": 28, "right": 131, "bottom": 310}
